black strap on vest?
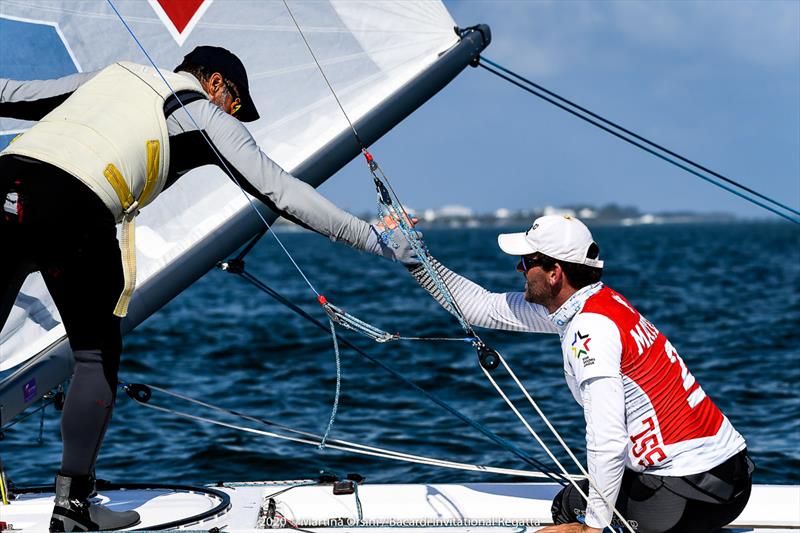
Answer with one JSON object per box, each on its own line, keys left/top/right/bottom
{"left": 163, "top": 90, "right": 206, "bottom": 118}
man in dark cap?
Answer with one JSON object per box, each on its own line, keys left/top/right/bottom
{"left": 0, "top": 46, "right": 414, "bottom": 531}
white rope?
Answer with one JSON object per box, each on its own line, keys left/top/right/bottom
{"left": 105, "top": 6, "right": 622, "bottom": 524}
{"left": 279, "top": 11, "right": 624, "bottom": 520}
{"left": 132, "top": 397, "right": 579, "bottom": 481}
{"left": 485, "top": 355, "right": 635, "bottom": 533}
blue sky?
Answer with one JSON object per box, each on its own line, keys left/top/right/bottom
{"left": 320, "top": 0, "right": 799, "bottom": 219}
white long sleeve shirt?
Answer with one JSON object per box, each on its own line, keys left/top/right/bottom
{"left": 412, "top": 262, "right": 745, "bottom": 529}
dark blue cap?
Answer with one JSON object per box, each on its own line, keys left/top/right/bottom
{"left": 183, "top": 45, "right": 259, "bottom": 122}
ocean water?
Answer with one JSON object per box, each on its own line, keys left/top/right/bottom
{"left": 3, "top": 221, "right": 799, "bottom": 489}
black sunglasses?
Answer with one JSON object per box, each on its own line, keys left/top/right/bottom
{"left": 517, "top": 253, "right": 545, "bottom": 273}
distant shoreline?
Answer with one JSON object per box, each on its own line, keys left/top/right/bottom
{"left": 273, "top": 214, "right": 793, "bottom": 233}
{"left": 272, "top": 204, "right": 768, "bottom": 231}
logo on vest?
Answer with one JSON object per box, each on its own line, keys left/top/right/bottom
{"left": 571, "top": 330, "right": 592, "bottom": 359}
{"left": 571, "top": 330, "right": 596, "bottom": 367}
{"left": 148, "top": 0, "right": 213, "bottom": 46}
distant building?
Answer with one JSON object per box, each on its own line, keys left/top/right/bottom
{"left": 621, "top": 214, "right": 661, "bottom": 226}
{"left": 437, "top": 204, "right": 473, "bottom": 218}
{"left": 543, "top": 205, "right": 576, "bottom": 217}
{"left": 495, "top": 207, "right": 511, "bottom": 219}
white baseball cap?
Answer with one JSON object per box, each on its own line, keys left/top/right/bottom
{"left": 497, "top": 215, "right": 604, "bottom": 268}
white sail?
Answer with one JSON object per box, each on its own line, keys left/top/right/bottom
{"left": 0, "top": 0, "right": 462, "bottom": 372}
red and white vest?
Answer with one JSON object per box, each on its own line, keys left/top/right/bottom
{"left": 560, "top": 285, "right": 746, "bottom": 476}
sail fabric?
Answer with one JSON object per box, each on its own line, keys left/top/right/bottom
{"left": 0, "top": 0, "right": 459, "bottom": 371}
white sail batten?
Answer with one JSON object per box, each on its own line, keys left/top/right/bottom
{"left": 0, "top": 1, "right": 459, "bottom": 372}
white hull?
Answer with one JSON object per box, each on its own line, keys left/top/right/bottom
{"left": 3, "top": 481, "right": 798, "bottom": 531}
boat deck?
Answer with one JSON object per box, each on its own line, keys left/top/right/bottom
{"left": 1, "top": 481, "right": 797, "bottom": 531}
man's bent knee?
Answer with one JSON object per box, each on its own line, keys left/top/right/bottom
{"left": 551, "top": 480, "right": 590, "bottom": 525}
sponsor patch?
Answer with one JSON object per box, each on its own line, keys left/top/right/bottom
{"left": 571, "top": 330, "right": 591, "bottom": 358}
{"left": 23, "top": 378, "right": 37, "bottom": 403}
{"left": 3, "top": 192, "right": 18, "bottom": 215}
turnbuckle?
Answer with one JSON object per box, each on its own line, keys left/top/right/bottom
{"left": 362, "top": 149, "right": 378, "bottom": 172}
{"left": 317, "top": 295, "right": 337, "bottom": 321}
{"left": 363, "top": 150, "right": 392, "bottom": 206}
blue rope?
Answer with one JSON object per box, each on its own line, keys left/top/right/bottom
{"left": 372, "top": 166, "right": 477, "bottom": 336}
{"left": 353, "top": 481, "right": 363, "bottom": 525}
{"left": 319, "top": 319, "right": 342, "bottom": 450}
{"left": 479, "top": 58, "right": 800, "bottom": 225}
{"left": 322, "top": 300, "right": 473, "bottom": 343}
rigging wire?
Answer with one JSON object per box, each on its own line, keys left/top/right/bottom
{"left": 369, "top": 157, "right": 478, "bottom": 337}
{"left": 483, "top": 357, "right": 635, "bottom": 533}
{"left": 273, "top": 5, "right": 632, "bottom": 528}
{"left": 104, "top": 1, "right": 627, "bottom": 524}
{"left": 479, "top": 57, "right": 800, "bottom": 225}
{"left": 121, "top": 380, "right": 577, "bottom": 482}
{"left": 318, "top": 298, "right": 474, "bottom": 343}
{"left": 278, "top": 0, "right": 482, "bottom": 342}
{"left": 227, "top": 267, "right": 568, "bottom": 486}
{"left": 105, "top": 0, "right": 323, "bottom": 296}
{"left": 0, "top": 395, "right": 56, "bottom": 433}
{"left": 481, "top": 57, "right": 800, "bottom": 219}
{"left": 280, "top": 0, "right": 364, "bottom": 149}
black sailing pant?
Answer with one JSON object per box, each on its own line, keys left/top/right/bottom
{"left": 0, "top": 155, "right": 123, "bottom": 477}
{"left": 551, "top": 449, "right": 753, "bottom": 533}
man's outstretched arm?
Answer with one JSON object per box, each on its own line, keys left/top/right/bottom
{"left": 167, "top": 97, "right": 411, "bottom": 259}
{"left": 409, "top": 258, "right": 557, "bottom": 333}
{"left": 0, "top": 72, "right": 96, "bottom": 121}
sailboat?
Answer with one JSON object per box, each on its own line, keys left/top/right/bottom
{"left": 1, "top": 1, "right": 797, "bottom": 531}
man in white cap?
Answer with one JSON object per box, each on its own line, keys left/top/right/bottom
{"left": 410, "top": 214, "right": 752, "bottom": 532}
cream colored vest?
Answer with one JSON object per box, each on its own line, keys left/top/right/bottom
{"left": 2, "top": 62, "right": 207, "bottom": 317}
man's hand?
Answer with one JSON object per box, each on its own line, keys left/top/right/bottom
{"left": 364, "top": 223, "right": 422, "bottom": 266}
{"left": 537, "top": 524, "right": 602, "bottom": 533}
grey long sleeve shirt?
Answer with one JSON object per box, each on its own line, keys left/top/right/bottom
{"left": 0, "top": 70, "right": 371, "bottom": 250}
